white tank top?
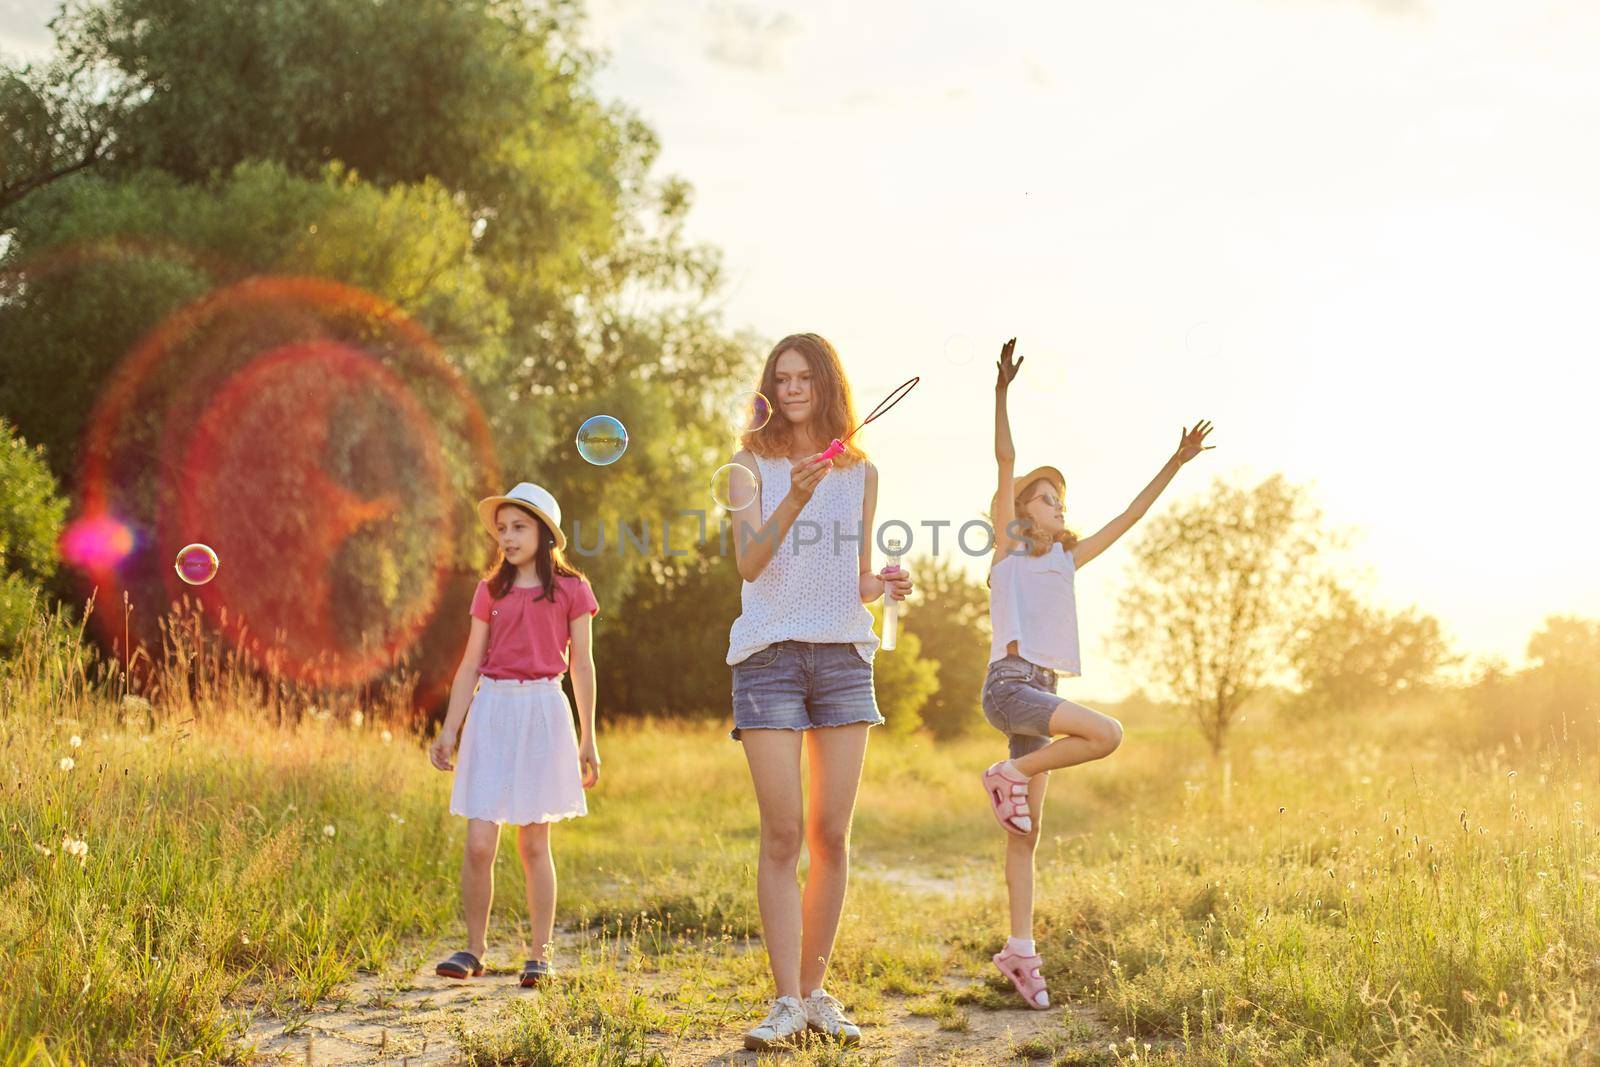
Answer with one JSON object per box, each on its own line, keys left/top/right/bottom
{"left": 726, "top": 453, "right": 880, "bottom": 666}
{"left": 987, "top": 540, "right": 1081, "bottom": 675}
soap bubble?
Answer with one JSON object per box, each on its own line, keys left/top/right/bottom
{"left": 733, "top": 391, "right": 772, "bottom": 435}
{"left": 944, "top": 334, "right": 974, "bottom": 365}
{"left": 1185, "top": 320, "right": 1223, "bottom": 359}
{"left": 711, "top": 463, "right": 759, "bottom": 511}
{"left": 576, "top": 415, "right": 628, "bottom": 466}
{"left": 174, "top": 543, "right": 220, "bottom": 585}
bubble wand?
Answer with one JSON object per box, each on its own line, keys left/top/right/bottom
{"left": 815, "top": 376, "right": 920, "bottom": 462}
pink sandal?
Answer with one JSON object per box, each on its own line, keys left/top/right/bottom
{"left": 993, "top": 944, "right": 1051, "bottom": 1010}
{"left": 981, "top": 760, "right": 1033, "bottom": 835}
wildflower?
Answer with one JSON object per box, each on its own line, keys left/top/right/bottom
{"left": 32, "top": 842, "right": 52, "bottom": 857}
{"left": 322, "top": 824, "right": 336, "bottom": 838}
{"left": 351, "top": 709, "right": 364, "bottom": 728}
{"left": 381, "top": 729, "right": 393, "bottom": 744}
{"left": 59, "top": 757, "right": 75, "bottom": 772}
{"left": 69, "top": 735, "right": 82, "bottom": 748}
{"left": 61, "top": 836, "right": 89, "bottom": 863}
{"left": 388, "top": 812, "right": 406, "bottom": 825}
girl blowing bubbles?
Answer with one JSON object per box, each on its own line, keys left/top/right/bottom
{"left": 429, "top": 482, "right": 601, "bottom": 988}
{"left": 982, "top": 340, "right": 1213, "bottom": 1010}
{"left": 725, "top": 333, "right": 911, "bottom": 1050}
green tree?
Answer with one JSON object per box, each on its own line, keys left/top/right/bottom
{"left": 899, "top": 553, "right": 991, "bottom": 738}
{"left": 1526, "top": 615, "right": 1600, "bottom": 683}
{"left": 0, "top": 418, "right": 68, "bottom": 654}
{"left": 1111, "top": 473, "right": 1325, "bottom": 755}
{"left": 1, "top": 54, "right": 126, "bottom": 211}
{"left": 1287, "top": 583, "right": 1455, "bottom": 716}
{"left": 871, "top": 601, "right": 939, "bottom": 735}
{"left": 595, "top": 537, "right": 743, "bottom": 719}
{"left": 0, "top": 0, "right": 755, "bottom": 702}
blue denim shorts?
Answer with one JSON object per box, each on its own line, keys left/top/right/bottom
{"left": 730, "top": 640, "right": 884, "bottom": 741}
{"left": 981, "top": 655, "right": 1063, "bottom": 759}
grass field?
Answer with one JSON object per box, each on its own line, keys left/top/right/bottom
{"left": 3, "top": 643, "right": 1598, "bottom": 1064}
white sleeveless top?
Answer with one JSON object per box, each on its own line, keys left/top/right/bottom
{"left": 987, "top": 540, "right": 1081, "bottom": 675}
{"left": 726, "top": 453, "right": 880, "bottom": 666}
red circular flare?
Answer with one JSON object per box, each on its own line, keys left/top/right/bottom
{"left": 74, "top": 275, "right": 500, "bottom": 688}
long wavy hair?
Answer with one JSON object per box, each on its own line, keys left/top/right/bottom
{"left": 484, "top": 502, "right": 584, "bottom": 601}
{"left": 740, "top": 333, "right": 867, "bottom": 465}
{"left": 993, "top": 473, "right": 1079, "bottom": 559}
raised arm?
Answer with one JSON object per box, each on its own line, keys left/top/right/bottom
{"left": 1072, "top": 420, "right": 1214, "bottom": 569}
{"left": 990, "top": 338, "right": 1023, "bottom": 568}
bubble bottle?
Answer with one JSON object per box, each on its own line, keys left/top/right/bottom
{"left": 881, "top": 537, "right": 903, "bottom": 651}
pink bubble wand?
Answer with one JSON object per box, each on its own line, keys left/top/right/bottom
{"left": 815, "top": 376, "right": 921, "bottom": 462}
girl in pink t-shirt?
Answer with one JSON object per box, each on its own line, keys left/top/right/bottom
{"left": 427, "top": 482, "right": 600, "bottom": 987}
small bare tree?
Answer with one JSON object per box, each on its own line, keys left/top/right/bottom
{"left": 1110, "top": 473, "right": 1324, "bottom": 755}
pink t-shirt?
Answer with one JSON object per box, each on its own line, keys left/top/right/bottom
{"left": 470, "top": 575, "right": 598, "bottom": 681}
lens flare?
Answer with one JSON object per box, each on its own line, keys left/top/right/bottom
{"left": 59, "top": 514, "right": 136, "bottom": 573}
{"left": 75, "top": 275, "right": 499, "bottom": 687}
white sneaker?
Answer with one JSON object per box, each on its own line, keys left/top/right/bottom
{"left": 744, "top": 995, "right": 808, "bottom": 1051}
{"left": 804, "top": 988, "right": 862, "bottom": 1046}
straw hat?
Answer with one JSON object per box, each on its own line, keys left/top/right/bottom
{"left": 477, "top": 482, "right": 566, "bottom": 550}
{"left": 1014, "top": 466, "right": 1065, "bottom": 501}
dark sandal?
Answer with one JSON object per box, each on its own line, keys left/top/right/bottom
{"left": 519, "top": 959, "right": 551, "bottom": 987}
{"left": 435, "top": 950, "right": 484, "bottom": 979}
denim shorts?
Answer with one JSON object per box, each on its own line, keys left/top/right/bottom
{"left": 730, "top": 640, "right": 884, "bottom": 741}
{"left": 981, "top": 655, "right": 1063, "bottom": 759}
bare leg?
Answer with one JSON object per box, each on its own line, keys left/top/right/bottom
{"left": 741, "top": 728, "right": 807, "bottom": 1000}
{"left": 1011, "top": 698, "right": 1123, "bottom": 778}
{"left": 461, "top": 819, "right": 500, "bottom": 958}
{"left": 1004, "top": 772, "right": 1050, "bottom": 939}
{"left": 799, "top": 724, "right": 871, "bottom": 993}
{"left": 516, "top": 822, "right": 556, "bottom": 962}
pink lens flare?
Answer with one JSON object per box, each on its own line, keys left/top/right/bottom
{"left": 60, "top": 513, "right": 136, "bottom": 573}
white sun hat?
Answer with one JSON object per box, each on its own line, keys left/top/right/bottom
{"left": 477, "top": 482, "right": 566, "bottom": 550}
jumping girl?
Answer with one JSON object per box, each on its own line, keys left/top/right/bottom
{"left": 725, "top": 333, "right": 912, "bottom": 1050}
{"left": 429, "top": 481, "right": 602, "bottom": 987}
{"left": 981, "top": 339, "right": 1213, "bottom": 1010}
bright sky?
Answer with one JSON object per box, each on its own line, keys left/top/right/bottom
{"left": 6, "top": 1, "right": 1596, "bottom": 698}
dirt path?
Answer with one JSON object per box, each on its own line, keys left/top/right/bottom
{"left": 233, "top": 864, "right": 1125, "bottom": 1065}
{"left": 234, "top": 931, "right": 1116, "bottom": 1065}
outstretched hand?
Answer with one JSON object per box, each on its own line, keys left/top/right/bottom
{"left": 995, "top": 337, "right": 1022, "bottom": 389}
{"left": 1176, "top": 420, "right": 1215, "bottom": 463}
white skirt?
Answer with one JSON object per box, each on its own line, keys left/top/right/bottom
{"left": 449, "top": 675, "right": 588, "bottom": 825}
